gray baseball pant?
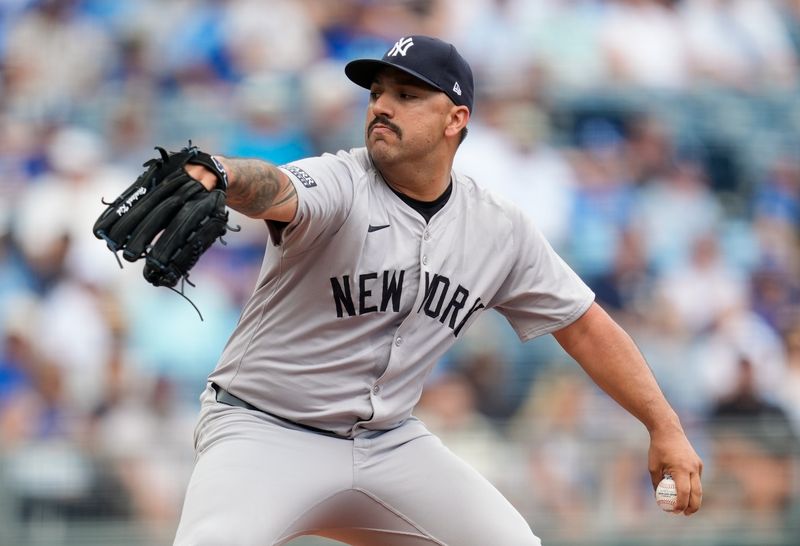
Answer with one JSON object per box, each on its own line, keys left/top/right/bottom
{"left": 173, "top": 384, "right": 541, "bottom": 545}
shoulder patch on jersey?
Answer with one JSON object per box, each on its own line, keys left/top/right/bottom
{"left": 282, "top": 164, "right": 317, "bottom": 188}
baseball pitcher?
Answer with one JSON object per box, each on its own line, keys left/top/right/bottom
{"left": 161, "top": 35, "right": 703, "bottom": 545}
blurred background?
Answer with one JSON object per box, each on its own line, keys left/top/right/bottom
{"left": 1, "top": 0, "right": 800, "bottom": 544}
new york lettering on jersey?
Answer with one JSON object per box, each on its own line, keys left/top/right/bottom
{"left": 329, "top": 269, "right": 483, "bottom": 337}
{"left": 330, "top": 270, "right": 405, "bottom": 317}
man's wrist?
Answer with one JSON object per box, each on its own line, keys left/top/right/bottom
{"left": 210, "top": 155, "right": 230, "bottom": 189}
{"left": 646, "top": 410, "right": 684, "bottom": 436}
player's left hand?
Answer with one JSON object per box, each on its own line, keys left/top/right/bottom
{"left": 93, "top": 142, "right": 234, "bottom": 290}
{"left": 186, "top": 161, "right": 222, "bottom": 191}
{"left": 648, "top": 424, "right": 703, "bottom": 515}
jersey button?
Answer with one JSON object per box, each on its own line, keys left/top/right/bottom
{"left": 372, "top": 385, "right": 381, "bottom": 395}
{"left": 395, "top": 336, "right": 403, "bottom": 346}
{"left": 422, "top": 255, "right": 429, "bottom": 266}
{"left": 423, "top": 231, "right": 431, "bottom": 241}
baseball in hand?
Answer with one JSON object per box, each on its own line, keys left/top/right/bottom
{"left": 655, "top": 474, "right": 678, "bottom": 512}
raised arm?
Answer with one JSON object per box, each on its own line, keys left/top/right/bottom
{"left": 552, "top": 302, "right": 703, "bottom": 515}
{"left": 186, "top": 156, "right": 297, "bottom": 222}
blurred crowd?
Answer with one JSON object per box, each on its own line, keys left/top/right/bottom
{"left": 1, "top": 0, "right": 800, "bottom": 544}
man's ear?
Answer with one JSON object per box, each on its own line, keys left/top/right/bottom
{"left": 444, "top": 106, "right": 470, "bottom": 139}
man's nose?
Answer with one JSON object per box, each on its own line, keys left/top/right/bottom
{"left": 371, "top": 93, "right": 394, "bottom": 117}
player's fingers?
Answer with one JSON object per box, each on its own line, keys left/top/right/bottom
{"left": 185, "top": 163, "right": 218, "bottom": 191}
{"left": 684, "top": 471, "right": 703, "bottom": 515}
{"left": 670, "top": 471, "right": 691, "bottom": 514}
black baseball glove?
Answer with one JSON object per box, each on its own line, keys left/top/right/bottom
{"left": 94, "top": 143, "right": 236, "bottom": 305}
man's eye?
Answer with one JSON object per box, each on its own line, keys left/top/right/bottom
{"left": 400, "top": 93, "right": 416, "bottom": 99}
{"left": 369, "top": 92, "right": 380, "bottom": 100}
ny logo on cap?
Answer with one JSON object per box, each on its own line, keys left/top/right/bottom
{"left": 387, "top": 37, "right": 414, "bottom": 57}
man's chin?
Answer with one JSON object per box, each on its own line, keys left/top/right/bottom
{"left": 367, "top": 144, "right": 400, "bottom": 168}
{"left": 367, "top": 139, "right": 393, "bottom": 156}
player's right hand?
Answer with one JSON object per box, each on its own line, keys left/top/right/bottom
{"left": 647, "top": 424, "right": 703, "bottom": 516}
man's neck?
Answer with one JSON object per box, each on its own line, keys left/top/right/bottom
{"left": 374, "top": 154, "right": 454, "bottom": 202}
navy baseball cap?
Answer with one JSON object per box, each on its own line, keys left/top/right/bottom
{"left": 345, "top": 35, "right": 474, "bottom": 113}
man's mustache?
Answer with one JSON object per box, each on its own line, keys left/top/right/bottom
{"left": 369, "top": 116, "right": 402, "bottom": 138}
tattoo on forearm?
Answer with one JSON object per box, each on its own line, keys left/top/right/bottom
{"left": 224, "top": 159, "right": 296, "bottom": 217}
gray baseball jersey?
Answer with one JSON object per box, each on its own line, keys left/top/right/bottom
{"left": 208, "top": 147, "right": 593, "bottom": 438}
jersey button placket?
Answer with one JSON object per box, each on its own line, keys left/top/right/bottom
{"left": 420, "top": 228, "right": 431, "bottom": 268}
{"left": 375, "top": 336, "right": 402, "bottom": 398}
